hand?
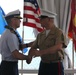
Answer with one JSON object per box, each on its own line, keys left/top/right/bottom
{"left": 30, "top": 49, "right": 41, "bottom": 57}
{"left": 26, "top": 55, "right": 32, "bottom": 64}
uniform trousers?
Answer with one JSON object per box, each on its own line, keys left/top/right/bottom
{"left": 1, "top": 61, "right": 19, "bottom": 75}
{"left": 38, "top": 61, "right": 64, "bottom": 75}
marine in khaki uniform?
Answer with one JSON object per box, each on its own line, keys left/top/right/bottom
{"left": 36, "top": 26, "right": 65, "bottom": 62}
{"left": 27, "top": 9, "right": 67, "bottom": 75}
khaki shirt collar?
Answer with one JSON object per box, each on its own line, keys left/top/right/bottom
{"left": 42, "top": 26, "right": 56, "bottom": 35}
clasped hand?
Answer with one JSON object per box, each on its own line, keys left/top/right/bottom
{"left": 26, "top": 49, "right": 41, "bottom": 64}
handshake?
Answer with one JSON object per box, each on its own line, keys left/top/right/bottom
{"left": 26, "top": 49, "right": 41, "bottom": 64}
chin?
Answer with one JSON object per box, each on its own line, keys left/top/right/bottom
{"left": 17, "top": 25, "right": 20, "bottom": 28}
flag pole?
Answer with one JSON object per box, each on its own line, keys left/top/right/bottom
{"left": 72, "top": 39, "right": 74, "bottom": 69}
{"left": 21, "top": 3, "right": 25, "bottom": 74}
{"left": 21, "top": 24, "right": 24, "bottom": 75}
{"left": 21, "top": 15, "right": 28, "bottom": 75}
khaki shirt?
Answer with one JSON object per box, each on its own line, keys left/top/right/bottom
{"left": 32, "top": 26, "right": 66, "bottom": 63}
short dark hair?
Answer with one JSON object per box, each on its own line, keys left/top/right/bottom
{"left": 39, "top": 15, "right": 48, "bottom": 19}
{"left": 39, "top": 15, "right": 54, "bottom": 19}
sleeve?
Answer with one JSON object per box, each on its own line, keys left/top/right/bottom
{"left": 55, "top": 30, "right": 67, "bottom": 48}
{"left": 31, "top": 34, "right": 39, "bottom": 49}
{"left": 7, "top": 33, "right": 19, "bottom": 52}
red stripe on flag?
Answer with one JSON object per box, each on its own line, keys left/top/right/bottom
{"left": 24, "top": 6, "right": 37, "bottom": 14}
{"left": 23, "top": 14, "right": 40, "bottom": 23}
{"left": 23, "top": 22, "right": 43, "bottom": 32}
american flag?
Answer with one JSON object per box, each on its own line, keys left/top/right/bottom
{"left": 23, "top": 0, "right": 43, "bottom": 32}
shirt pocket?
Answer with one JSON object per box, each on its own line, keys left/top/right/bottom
{"left": 45, "top": 36, "right": 56, "bottom": 47}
